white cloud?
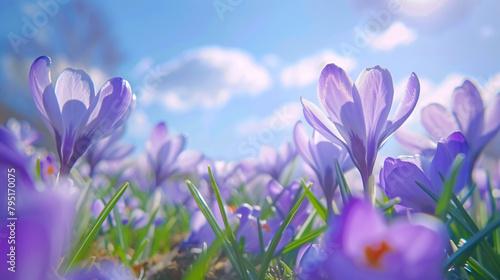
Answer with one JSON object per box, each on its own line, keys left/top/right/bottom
{"left": 370, "top": 22, "right": 416, "bottom": 51}
{"left": 280, "top": 50, "right": 357, "bottom": 88}
{"left": 128, "top": 109, "right": 151, "bottom": 136}
{"left": 238, "top": 103, "right": 302, "bottom": 134}
{"left": 135, "top": 46, "right": 271, "bottom": 111}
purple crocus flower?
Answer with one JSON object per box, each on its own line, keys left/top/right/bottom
{"left": 380, "top": 132, "right": 470, "bottom": 213}
{"left": 267, "top": 179, "right": 309, "bottom": 229}
{"left": 397, "top": 80, "right": 500, "bottom": 166}
{"left": 234, "top": 204, "right": 293, "bottom": 255}
{"left": 0, "top": 191, "right": 75, "bottom": 280}
{"left": 39, "top": 152, "right": 59, "bottom": 185}
{"left": 301, "top": 63, "right": 420, "bottom": 199}
{"left": 91, "top": 197, "right": 128, "bottom": 232}
{"left": 146, "top": 122, "right": 203, "bottom": 188}
{"left": 180, "top": 199, "right": 232, "bottom": 251}
{"left": 85, "top": 126, "right": 134, "bottom": 177}
{"left": 294, "top": 121, "right": 353, "bottom": 214}
{"left": 29, "top": 56, "right": 134, "bottom": 176}
{"left": 5, "top": 118, "right": 43, "bottom": 147}
{"left": 0, "top": 126, "right": 34, "bottom": 193}
{"left": 240, "top": 141, "right": 297, "bottom": 182}
{"left": 298, "top": 199, "right": 447, "bottom": 280}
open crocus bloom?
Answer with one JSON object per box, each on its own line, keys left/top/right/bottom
{"left": 381, "top": 132, "right": 470, "bottom": 213}
{"left": 298, "top": 199, "right": 447, "bottom": 280}
{"left": 301, "top": 63, "right": 419, "bottom": 198}
{"left": 29, "top": 56, "right": 135, "bottom": 176}
{"left": 396, "top": 79, "right": 500, "bottom": 165}
{"left": 146, "top": 122, "right": 203, "bottom": 188}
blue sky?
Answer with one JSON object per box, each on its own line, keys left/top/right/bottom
{"left": 1, "top": 0, "right": 500, "bottom": 161}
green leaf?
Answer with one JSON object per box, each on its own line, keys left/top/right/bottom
{"left": 112, "top": 204, "right": 127, "bottom": 254}
{"left": 279, "top": 260, "right": 294, "bottom": 279}
{"left": 378, "top": 197, "right": 401, "bottom": 213}
{"left": 129, "top": 238, "right": 149, "bottom": 265}
{"left": 183, "top": 238, "right": 221, "bottom": 280}
{"left": 301, "top": 180, "right": 327, "bottom": 222}
{"left": 435, "top": 154, "right": 464, "bottom": 220}
{"left": 466, "top": 257, "right": 497, "bottom": 280}
{"left": 444, "top": 219, "right": 500, "bottom": 270}
{"left": 208, "top": 166, "right": 249, "bottom": 279}
{"left": 64, "top": 182, "right": 129, "bottom": 274}
{"left": 35, "top": 157, "right": 41, "bottom": 180}
{"left": 258, "top": 183, "right": 311, "bottom": 279}
{"left": 185, "top": 180, "right": 248, "bottom": 280}
{"left": 116, "top": 244, "right": 128, "bottom": 265}
{"left": 282, "top": 225, "right": 328, "bottom": 254}
{"left": 335, "top": 159, "right": 350, "bottom": 205}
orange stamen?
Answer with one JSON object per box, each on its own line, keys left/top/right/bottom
{"left": 261, "top": 224, "right": 271, "bottom": 232}
{"left": 47, "top": 164, "right": 55, "bottom": 175}
{"left": 229, "top": 205, "right": 237, "bottom": 213}
{"left": 364, "top": 241, "right": 392, "bottom": 268}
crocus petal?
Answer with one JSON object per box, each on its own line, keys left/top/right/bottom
{"left": 395, "top": 129, "right": 436, "bottom": 157}
{"left": 85, "top": 78, "right": 133, "bottom": 139}
{"left": 29, "top": 56, "right": 63, "bottom": 134}
{"left": 381, "top": 157, "right": 436, "bottom": 213}
{"left": 150, "top": 122, "right": 169, "bottom": 155}
{"left": 332, "top": 199, "right": 387, "bottom": 259}
{"left": 356, "top": 66, "right": 394, "bottom": 142}
{"left": 429, "top": 132, "right": 469, "bottom": 193}
{"left": 421, "top": 103, "right": 458, "bottom": 142}
{"left": 385, "top": 221, "right": 446, "bottom": 280}
{"left": 379, "top": 73, "right": 420, "bottom": 145}
{"left": 293, "top": 121, "right": 316, "bottom": 167}
{"left": 170, "top": 150, "right": 204, "bottom": 175}
{"left": 477, "top": 94, "right": 500, "bottom": 153}
{"left": 452, "top": 80, "right": 484, "bottom": 141}
{"left": 318, "top": 63, "right": 357, "bottom": 124}
{"left": 301, "top": 97, "right": 346, "bottom": 147}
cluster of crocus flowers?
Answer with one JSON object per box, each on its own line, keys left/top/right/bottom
{"left": 301, "top": 63, "right": 420, "bottom": 201}
{"left": 240, "top": 141, "right": 297, "bottom": 182}
{"left": 297, "top": 199, "right": 447, "bottom": 280}
{"left": 29, "top": 56, "right": 135, "bottom": 176}
{"left": 397, "top": 79, "right": 500, "bottom": 167}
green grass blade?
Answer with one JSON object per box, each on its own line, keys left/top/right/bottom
{"left": 129, "top": 238, "right": 149, "bottom": 265}
{"left": 258, "top": 184, "right": 311, "bottom": 279}
{"left": 35, "top": 157, "right": 41, "bottom": 180}
{"left": 435, "top": 155, "right": 464, "bottom": 220}
{"left": 64, "top": 182, "right": 129, "bottom": 274}
{"left": 183, "top": 238, "right": 221, "bottom": 280}
{"left": 282, "top": 225, "right": 328, "bottom": 254}
{"left": 301, "top": 180, "right": 327, "bottom": 222}
{"left": 208, "top": 166, "right": 249, "bottom": 279}
{"left": 444, "top": 219, "right": 500, "bottom": 269}
{"left": 279, "top": 260, "right": 294, "bottom": 279}
{"left": 112, "top": 206, "right": 127, "bottom": 254}
{"left": 466, "top": 257, "right": 497, "bottom": 280}
{"left": 378, "top": 197, "right": 401, "bottom": 213}
{"left": 185, "top": 180, "right": 247, "bottom": 279}
{"left": 335, "top": 158, "right": 350, "bottom": 205}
